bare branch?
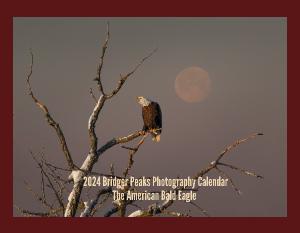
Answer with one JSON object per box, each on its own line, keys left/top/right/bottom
{"left": 123, "top": 133, "right": 149, "bottom": 177}
{"left": 105, "top": 48, "right": 157, "bottom": 99}
{"left": 44, "top": 159, "right": 123, "bottom": 180}
{"left": 218, "top": 162, "right": 263, "bottom": 179}
{"left": 90, "top": 192, "right": 112, "bottom": 216}
{"left": 30, "top": 152, "right": 65, "bottom": 213}
{"left": 194, "top": 132, "right": 264, "bottom": 179}
{"left": 40, "top": 170, "right": 46, "bottom": 203}
{"left": 94, "top": 22, "right": 110, "bottom": 95}
{"left": 104, "top": 206, "right": 119, "bottom": 217}
{"left": 80, "top": 187, "right": 112, "bottom": 217}
{"left": 96, "top": 130, "right": 146, "bottom": 157}
{"left": 104, "top": 199, "right": 135, "bottom": 217}
{"left": 23, "top": 180, "right": 53, "bottom": 210}
{"left": 14, "top": 205, "right": 64, "bottom": 217}
{"left": 161, "top": 210, "right": 189, "bottom": 217}
{"left": 14, "top": 205, "right": 51, "bottom": 217}
{"left": 42, "top": 161, "right": 68, "bottom": 198}
{"left": 189, "top": 201, "right": 210, "bottom": 217}
{"left": 215, "top": 166, "right": 242, "bottom": 195}
{"left": 110, "top": 163, "right": 115, "bottom": 176}
{"left": 26, "top": 51, "right": 75, "bottom": 170}
{"left": 88, "top": 95, "right": 106, "bottom": 155}
{"left": 128, "top": 210, "right": 147, "bottom": 217}
{"left": 215, "top": 132, "right": 263, "bottom": 163}
{"left": 129, "top": 132, "right": 263, "bottom": 217}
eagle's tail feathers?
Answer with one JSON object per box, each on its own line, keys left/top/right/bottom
{"left": 152, "top": 134, "right": 160, "bottom": 142}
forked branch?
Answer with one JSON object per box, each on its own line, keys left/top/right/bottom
{"left": 105, "top": 48, "right": 157, "bottom": 99}
{"left": 26, "top": 51, "right": 75, "bottom": 170}
{"left": 127, "top": 132, "right": 264, "bottom": 217}
{"left": 94, "top": 22, "right": 110, "bottom": 95}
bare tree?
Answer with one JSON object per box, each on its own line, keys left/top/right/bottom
{"left": 15, "top": 23, "right": 264, "bottom": 217}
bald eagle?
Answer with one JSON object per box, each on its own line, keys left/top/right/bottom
{"left": 137, "top": 96, "right": 162, "bottom": 142}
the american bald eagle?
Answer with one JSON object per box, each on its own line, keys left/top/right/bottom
{"left": 137, "top": 96, "right": 162, "bottom": 142}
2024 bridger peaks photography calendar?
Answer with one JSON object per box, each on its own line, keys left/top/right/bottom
{"left": 13, "top": 18, "right": 286, "bottom": 217}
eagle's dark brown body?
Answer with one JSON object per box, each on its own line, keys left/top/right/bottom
{"left": 142, "top": 102, "right": 162, "bottom": 132}
{"left": 137, "top": 96, "right": 162, "bottom": 142}
{"left": 142, "top": 102, "right": 162, "bottom": 141}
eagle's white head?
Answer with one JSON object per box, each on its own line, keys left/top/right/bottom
{"left": 137, "top": 96, "right": 151, "bottom": 107}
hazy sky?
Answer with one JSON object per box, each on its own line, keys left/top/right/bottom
{"left": 13, "top": 17, "right": 286, "bottom": 217}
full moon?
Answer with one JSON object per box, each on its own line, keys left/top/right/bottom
{"left": 175, "top": 66, "right": 211, "bottom": 103}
